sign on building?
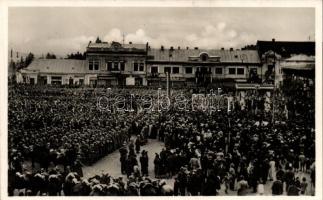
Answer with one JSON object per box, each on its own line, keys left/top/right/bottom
{"left": 126, "top": 77, "right": 135, "bottom": 86}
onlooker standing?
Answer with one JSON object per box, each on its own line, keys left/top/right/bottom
{"left": 300, "top": 177, "right": 308, "bottom": 195}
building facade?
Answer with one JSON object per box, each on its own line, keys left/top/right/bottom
{"left": 85, "top": 41, "right": 148, "bottom": 86}
{"left": 18, "top": 59, "right": 87, "bottom": 85}
{"left": 257, "top": 40, "right": 315, "bottom": 87}
{"left": 17, "top": 39, "right": 315, "bottom": 90}
{"left": 146, "top": 47, "right": 262, "bottom": 88}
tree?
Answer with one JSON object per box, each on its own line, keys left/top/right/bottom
{"left": 20, "top": 56, "right": 24, "bottom": 64}
{"left": 95, "top": 36, "right": 102, "bottom": 43}
{"left": 66, "top": 52, "right": 86, "bottom": 60}
{"left": 25, "top": 52, "right": 34, "bottom": 67}
{"left": 46, "top": 53, "right": 56, "bottom": 59}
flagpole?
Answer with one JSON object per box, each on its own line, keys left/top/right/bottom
{"left": 272, "top": 38, "right": 276, "bottom": 124}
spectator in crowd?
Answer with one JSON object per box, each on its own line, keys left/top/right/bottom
{"left": 8, "top": 84, "right": 315, "bottom": 196}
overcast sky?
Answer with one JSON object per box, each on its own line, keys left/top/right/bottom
{"left": 9, "top": 7, "right": 315, "bottom": 56}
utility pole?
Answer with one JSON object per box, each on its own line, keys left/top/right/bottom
{"left": 122, "top": 33, "right": 125, "bottom": 45}
{"left": 166, "top": 71, "right": 170, "bottom": 97}
{"left": 272, "top": 38, "right": 276, "bottom": 124}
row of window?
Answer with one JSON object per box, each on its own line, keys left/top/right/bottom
{"left": 89, "top": 60, "right": 145, "bottom": 72}
{"left": 89, "top": 60, "right": 254, "bottom": 76}
{"left": 89, "top": 60, "right": 100, "bottom": 71}
{"left": 133, "top": 63, "right": 145, "bottom": 72}
{"left": 151, "top": 67, "right": 254, "bottom": 75}
{"left": 229, "top": 68, "right": 245, "bottom": 75}
{"left": 106, "top": 62, "right": 125, "bottom": 71}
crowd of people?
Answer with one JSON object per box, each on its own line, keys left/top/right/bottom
{"left": 8, "top": 82, "right": 315, "bottom": 196}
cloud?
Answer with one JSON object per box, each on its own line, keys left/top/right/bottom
{"left": 99, "top": 24, "right": 256, "bottom": 50}
{"left": 126, "top": 29, "right": 152, "bottom": 44}
{"left": 103, "top": 28, "right": 123, "bottom": 43}
{"left": 184, "top": 22, "right": 257, "bottom": 49}
{"left": 35, "top": 24, "right": 256, "bottom": 56}
{"left": 46, "top": 35, "right": 95, "bottom": 54}
{"left": 102, "top": 28, "right": 172, "bottom": 48}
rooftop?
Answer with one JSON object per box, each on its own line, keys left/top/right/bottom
{"left": 21, "top": 59, "right": 87, "bottom": 74}
{"left": 87, "top": 41, "right": 147, "bottom": 51}
{"left": 147, "top": 49, "right": 260, "bottom": 63}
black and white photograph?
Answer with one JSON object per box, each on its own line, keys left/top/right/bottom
{"left": 1, "top": 0, "right": 322, "bottom": 198}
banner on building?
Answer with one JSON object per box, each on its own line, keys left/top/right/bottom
{"left": 126, "top": 77, "right": 135, "bottom": 86}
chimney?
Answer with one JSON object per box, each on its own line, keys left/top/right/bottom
{"left": 230, "top": 48, "right": 233, "bottom": 51}
{"left": 170, "top": 46, "right": 174, "bottom": 51}
{"left": 194, "top": 47, "right": 198, "bottom": 50}
{"left": 161, "top": 45, "right": 164, "bottom": 51}
{"left": 186, "top": 47, "right": 189, "bottom": 50}
{"left": 178, "top": 46, "right": 181, "bottom": 50}
{"left": 129, "top": 41, "right": 132, "bottom": 44}
{"left": 221, "top": 47, "right": 224, "bottom": 50}
{"left": 272, "top": 38, "right": 275, "bottom": 42}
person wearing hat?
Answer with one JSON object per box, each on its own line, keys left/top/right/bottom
{"left": 135, "top": 136, "right": 141, "bottom": 154}
{"left": 126, "top": 182, "right": 139, "bottom": 196}
{"left": 285, "top": 167, "right": 295, "bottom": 192}
{"left": 140, "top": 150, "right": 149, "bottom": 176}
{"left": 119, "top": 143, "right": 128, "bottom": 175}
{"left": 176, "top": 167, "right": 187, "bottom": 196}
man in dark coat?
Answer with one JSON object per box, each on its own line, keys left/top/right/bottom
{"left": 140, "top": 150, "right": 149, "bottom": 176}
{"left": 127, "top": 155, "right": 138, "bottom": 177}
{"left": 119, "top": 144, "right": 128, "bottom": 174}
{"left": 135, "top": 136, "right": 141, "bottom": 154}
{"left": 272, "top": 179, "right": 284, "bottom": 195}
{"left": 203, "top": 171, "right": 220, "bottom": 195}
{"left": 285, "top": 168, "right": 295, "bottom": 192}
{"left": 176, "top": 167, "right": 188, "bottom": 196}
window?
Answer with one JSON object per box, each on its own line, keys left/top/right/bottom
{"left": 107, "top": 62, "right": 112, "bottom": 71}
{"left": 215, "top": 67, "right": 223, "bottom": 75}
{"left": 185, "top": 67, "right": 192, "bottom": 74}
{"left": 89, "top": 60, "right": 99, "bottom": 70}
{"left": 173, "top": 67, "right": 179, "bottom": 74}
{"left": 237, "top": 68, "right": 245, "bottom": 75}
{"left": 201, "top": 54, "right": 208, "bottom": 61}
{"left": 51, "top": 76, "right": 62, "bottom": 80}
{"left": 94, "top": 61, "right": 99, "bottom": 70}
{"left": 134, "top": 63, "right": 139, "bottom": 71}
{"left": 229, "top": 68, "right": 236, "bottom": 75}
{"left": 151, "top": 66, "right": 158, "bottom": 73}
{"left": 29, "top": 78, "right": 35, "bottom": 85}
{"left": 89, "top": 61, "right": 94, "bottom": 70}
{"left": 164, "top": 67, "right": 171, "bottom": 73}
{"left": 139, "top": 63, "right": 144, "bottom": 71}
{"left": 120, "top": 62, "right": 125, "bottom": 71}
{"left": 51, "top": 76, "right": 62, "bottom": 85}
{"left": 113, "top": 62, "right": 119, "bottom": 71}
{"left": 79, "top": 79, "right": 84, "bottom": 85}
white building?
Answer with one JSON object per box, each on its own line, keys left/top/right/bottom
{"left": 18, "top": 59, "right": 88, "bottom": 85}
